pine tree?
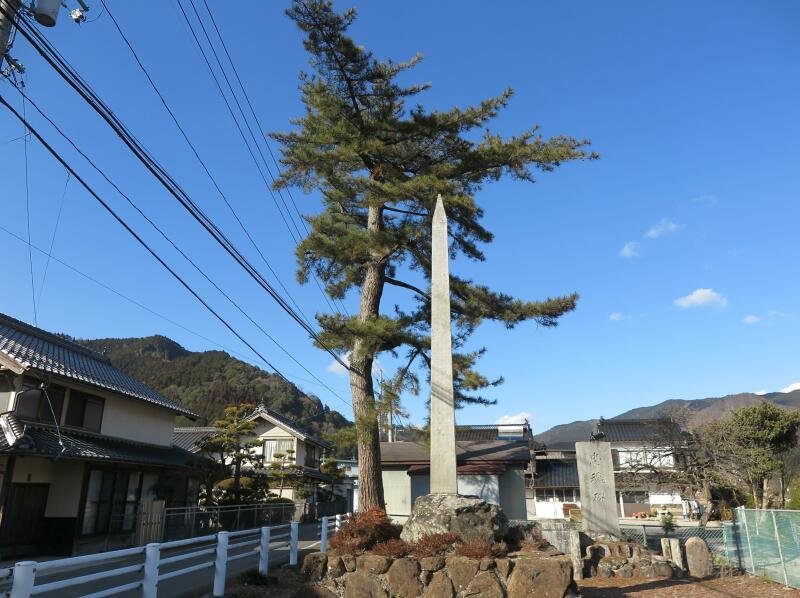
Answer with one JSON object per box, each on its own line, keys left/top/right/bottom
{"left": 197, "top": 403, "right": 263, "bottom": 504}
{"left": 274, "top": 0, "right": 596, "bottom": 510}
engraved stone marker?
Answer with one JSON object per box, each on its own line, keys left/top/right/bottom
{"left": 576, "top": 441, "right": 620, "bottom": 535}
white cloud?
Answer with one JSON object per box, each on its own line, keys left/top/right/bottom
{"left": 645, "top": 218, "right": 682, "bottom": 239}
{"left": 674, "top": 288, "right": 728, "bottom": 309}
{"left": 609, "top": 312, "right": 623, "bottom": 321}
{"left": 755, "top": 390, "right": 768, "bottom": 396}
{"left": 495, "top": 412, "right": 532, "bottom": 425}
{"left": 326, "top": 351, "right": 351, "bottom": 377}
{"left": 619, "top": 241, "right": 640, "bottom": 258}
{"left": 742, "top": 315, "right": 760, "bottom": 325}
{"left": 781, "top": 382, "right": 800, "bottom": 394}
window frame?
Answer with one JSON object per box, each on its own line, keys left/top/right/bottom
{"left": 80, "top": 468, "right": 144, "bottom": 537}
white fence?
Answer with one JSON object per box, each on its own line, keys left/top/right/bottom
{"left": 3, "top": 514, "right": 349, "bottom": 598}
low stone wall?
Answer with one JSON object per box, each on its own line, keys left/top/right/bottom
{"left": 300, "top": 551, "right": 576, "bottom": 598}
{"left": 583, "top": 540, "right": 676, "bottom": 580}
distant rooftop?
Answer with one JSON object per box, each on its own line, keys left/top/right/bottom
{"left": 596, "top": 418, "right": 681, "bottom": 442}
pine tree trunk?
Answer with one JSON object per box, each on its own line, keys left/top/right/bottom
{"left": 350, "top": 203, "right": 386, "bottom": 511}
{"left": 761, "top": 477, "right": 770, "bottom": 509}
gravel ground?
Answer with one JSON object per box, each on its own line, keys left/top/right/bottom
{"left": 579, "top": 575, "right": 800, "bottom": 598}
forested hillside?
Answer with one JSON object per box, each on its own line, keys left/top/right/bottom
{"left": 79, "top": 335, "right": 353, "bottom": 448}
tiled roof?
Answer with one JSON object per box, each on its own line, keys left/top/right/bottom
{"left": 380, "top": 440, "right": 531, "bottom": 466}
{"left": 172, "top": 427, "right": 216, "bottom": 453}
{"left": 249, "top": 405, "right": 332, "bottom": 450}
{"left": 455, "top": 424, "right": 532, "bottom": 442}
{"left": 533, "top": 460, "right": 579, "bottom": 488}
{"left": 0, "top": 414, "right": 204, "bottom": 469}
{"left": 596, "top": 419, "right": 680, "bottom": 443}
{"left": 0, "top": 312, "right": 195, "bottom": 417}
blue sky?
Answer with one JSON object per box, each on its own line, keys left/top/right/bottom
{"left": 1, "top": 1, "right": 799, "bottom": 433}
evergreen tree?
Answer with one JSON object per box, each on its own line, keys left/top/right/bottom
{"left": 274, "top": 0, "right": 596, "bottom": 510}
{"left": 197, "top": 403, "right": 263, "bottom": 504}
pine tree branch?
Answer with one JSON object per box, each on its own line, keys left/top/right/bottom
{"left": 383, "top": 276, "right": 430, "bottom": 300}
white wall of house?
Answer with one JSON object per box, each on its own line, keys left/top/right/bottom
{"left": 498, "top": 468, "right": 527, "bottom": 520}
{"left": 12, "top": 456, "right": 53, "bottom": 484}
{"left": 45, "top": 460, "right": 84, "bottom": 518}
{"left": 101, "top": 393, "right": 176, "bottom": 446}
{"left": 614, "top": 444, "right": 674, "bottom": 470}
{"left": 383, "top": 468, "right": 528, "bottom": 523}
{"left": 382, "top": 469, "right": 412, "bottom": 522}
{"left": 649, "top": 491, "right": 682, "bottom": 504}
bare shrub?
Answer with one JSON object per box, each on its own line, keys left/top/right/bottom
{"left": 409, "top": 532, "right": 463, "bottom": 558}
{"left": 372, "top": 538, "right": 409, "bottom": 558}
{"left": 328, "top": 508, "right": 402, "bottom": 554}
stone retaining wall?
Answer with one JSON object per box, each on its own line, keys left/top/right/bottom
{"left": 300, "top": 551, "right": 577, "bottom": 598}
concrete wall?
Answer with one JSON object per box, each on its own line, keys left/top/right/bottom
{"left": 45, "top": 460, "right": 84, "bottom": 518}
{"left": 101, "top": 393, "right": 176, "bottom": 446}
{"left": 498, "top": 468, "right": 527, "bottom": 520}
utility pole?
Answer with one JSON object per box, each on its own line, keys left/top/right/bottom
{"left": 0, "top": 0, "right": 22, "bottom": 72}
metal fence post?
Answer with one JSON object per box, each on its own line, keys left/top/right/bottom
{"left": 259, "top": 526, "right": 271, "bottom": 576}
{"left": 335, "top": 513, "right": 342, "bottom": 532}
{"left": 214, "top": 531, "right": 230, "bottom": 596}
{"left": 641, "top": 525, "right": 648, "bottom": 547}
{"left": 290, "top": 521, "right": 299, "bottom": 566}
{"left": 143, "top": 543, "right": 160, "bottom": 598}
{"left": 320, "top": 516, "right": 329, "bottom": 553}
{"left": 771, "top": 510, "right": 789, "bottom": 586}
{"left": 10, "top": 561, "right": 36, "bottom": 598}
{"left": 740, "top": 507, "right": 755, "bottom": 575}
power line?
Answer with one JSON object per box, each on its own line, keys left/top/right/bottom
{"left": 0, "top": 222, "right": 350, "bottom": 402}
{"left": 197, "top": 0, "right": 350, "bottom": 318}
{"left": 2, "top": 9, "right": 349, "bottom": 372}
{"left": 0, "top": 91, "right": 297, "bottom": 389}
{"left": 20, "top": 84, "right": 37, "bottom": 326}
{"left": 11, "top": 83, "right": 351, "bottom": 409}
{"left": 36, "top": 170, "right": 69, "bottom": 312}
{"left": 97, "top": 0, "right": 316, "bottom": 331}
{"left": 173, "top": 0, "right": 302, "bottom": 244}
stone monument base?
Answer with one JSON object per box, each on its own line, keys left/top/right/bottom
{"left": 399, "top": 494, "right": 509, "bottom": 544}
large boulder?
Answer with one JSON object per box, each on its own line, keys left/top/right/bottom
{"left": 685, "top": 537, "right": 713, "bottom": 578}
{"left": 344, "top": 572, "right": 388, "bottom": 598}
{"left": 301, "top": 552, "right": 328, "bottom": 581}
{"left": 400, "top": 494, "right": 508, "bottom": 544}
{"left": 465, "top": 571, "right": 505, "bottom": 598}
{"left": 424, "top": 570, "right": 454, "bottom": 598}
{"left": 507, "top": 555, "right": 574, "bottom": 598}
{"left": 386, "top": 558, "right": 423, "bottom": 597}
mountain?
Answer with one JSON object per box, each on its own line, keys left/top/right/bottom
{"left": 535, "top": 390, "right": 800, "bottom": 446}
{"left": 78, "top": 335, "right": 352, "bottom": 443}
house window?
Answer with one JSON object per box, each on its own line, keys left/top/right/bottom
{"left": 65, "top": 390, "right": 104, "bottom": 432}
{"left": 82, "top": 470, "right": 142, "bottom": 535}
{"left": 263, "top": 438, "right": 294, "bottom": 463}
{"left": 15, "top": 379, "right": 66, "bottom": 424}
{"left": 305, "top": 444, "right": 318, "bottom": 468}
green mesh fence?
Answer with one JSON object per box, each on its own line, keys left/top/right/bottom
{"left": 725, "top": 507, "right": 800, "bottom": 588}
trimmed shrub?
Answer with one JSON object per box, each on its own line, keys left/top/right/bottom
{"left": 329, "top": 508, "right": 402, "bottom": 554}
{"left": 372, "top": 538, "right": 409, "bottom": 558}
{"left": 409, "top": 532, "right": 463, "bottom": 558}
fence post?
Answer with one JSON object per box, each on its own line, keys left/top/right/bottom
{"left": 740, "top": 507, "right": 755, "bottom": 575}
{"left": 320, "top": 516, "right": 329, "bottom": 553}
{"left": 641, "top": 525, "right": 648, "bottom": 547}
{"left": 771, "top": 510, "right": 789, "bottom": 586}
{"left": 335, "top": 513, "right": 342, "bottom": 532}
{"left": 259, "top": 526, "right": 271, "bottom": 576}
{"left": 213, "top": 531, "right": 230, "bottom": 596}
{"left": 143, "top": 543, "right": 160, "bottom": 598}
{"left": 10, "top": 561, "right": 36, "bottom": 598}
{"left": 290, "top": 521, "right": 299, "bottom": 566}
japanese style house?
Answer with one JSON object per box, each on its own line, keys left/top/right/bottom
{"left": 0, "top": 313, "right": 204, "bottom": 558}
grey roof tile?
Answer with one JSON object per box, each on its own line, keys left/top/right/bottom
{"left": 0, "top": 312, "right": 195, "bottom": 417}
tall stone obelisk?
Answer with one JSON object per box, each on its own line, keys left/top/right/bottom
{"left": 429, "top": 194, "right": 458, "bottom": 495}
